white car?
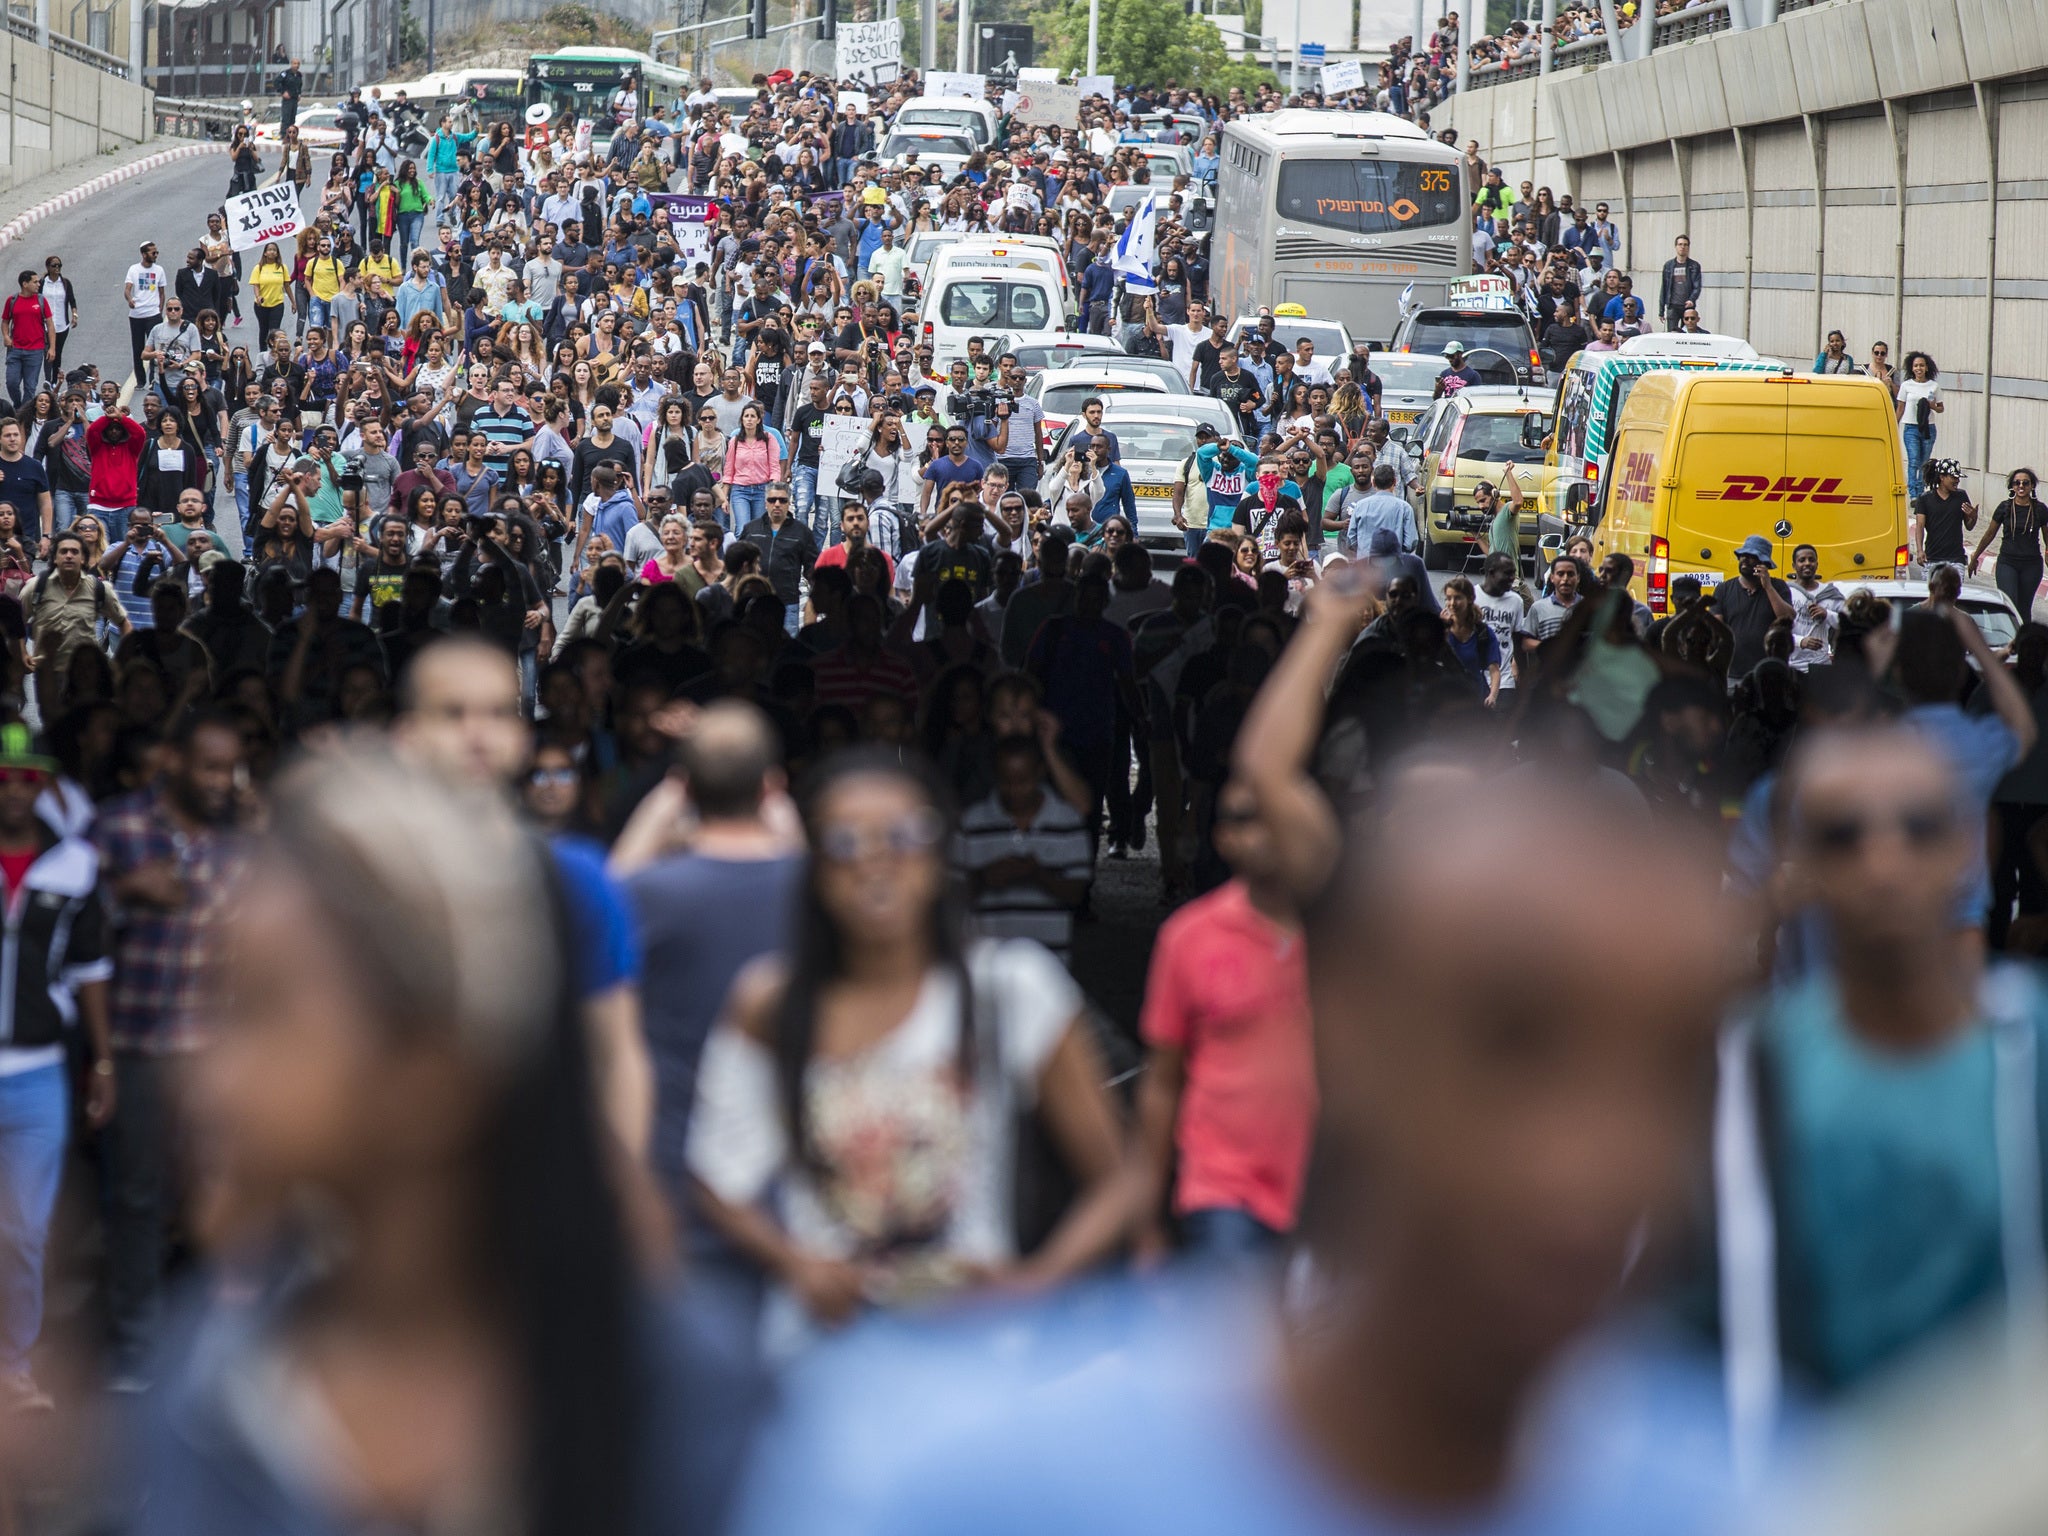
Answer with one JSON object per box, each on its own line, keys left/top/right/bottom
{"left": 1371, "top": 351, "right": 1452, "bottom": 437}
{"left": 1045, "top": 409, "right": 1241, "bottom": 550}
{"left": 252, "top": 104, "right": 349, "bottom": 148}
{"left": 1229, "top": 314, "right": 1354, "bottom": 366}
{"left": 1846, "top": 578, "right": 2024, "bottom": 657}
{"left": 999, "top": 334, "right": 1123, "bottom": 376}
{"left": 880, "top": 128, "right": 975, "bottom": 179}
{"left": 1027, "top": 365, "right": 1175, "bottom": 439}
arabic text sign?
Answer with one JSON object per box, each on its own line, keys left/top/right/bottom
{"left": 836, "top": 18, "right": 902, "bottom": 82}
{"left": 1321, "top": 59, "right": 1365, "bottom": 93}
{"left": 224, "top": 182, "right": 307, "bottom": 252}
{"left": 1012, "top": 80, "right": 1082, "bottom": 128}
{"left": 648, "top": 194, "right": 718, "bottom": 271}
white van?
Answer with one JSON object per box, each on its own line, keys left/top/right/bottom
{"left": 923, "top": 265, "right": 1066, "bottom": 365}
{"left": 920, "top": 235, "right": 1078, "bottom": 325}
{"left": 891, "top": 94, "right": 1000, "bottom": 149}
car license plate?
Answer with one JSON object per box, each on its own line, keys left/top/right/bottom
{"left": 1134, "top": 484, "right": 1171, "bottom": 498}
{"left": 1389, "top": 409, "right": 1419, "bottom": 423}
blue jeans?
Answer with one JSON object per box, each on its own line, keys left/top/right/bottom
{"left": 0, "top": 1063, "right": 68, "bottom": 1375}
{"left": 792, "top": 462, "right": 820, "bottom": 529}
{"left": 5, "top": 347, "right": 43, "bottom": 404}
{"left": 234, "top": 472, "right": 250, "bottom": 536}
{"left": 51, "top": 488, "right": 87, "bottom": 536}
{"left": 430, "top": 170, "right": 459, "bottom": 227}
{"left": 1903, "top": 423, "right": 1935, "bottom": 500}
{"left": 396, "top": 210, "right": 424, "bottom": 261}
{"left": 305, "top": 296, "right": 330, "bottom": 332}
{"left": 1002, "top": 456, "right": 1040, "bottom": 494}
{"left": 728, "top": 481, "right": 767, "bottom": 527}
{"left": 1183, "top": 527, "right": 1205, "bottom": 558}
{"left": 835, "top": 157, "right": 856, "bottom": 187}
{"left": 1179, "top": 1207, "right": 1283, "bottom": 1268}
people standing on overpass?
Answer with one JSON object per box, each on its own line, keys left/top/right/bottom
{"left": 1896, "top": 350, "right": 1943, "bottom": 502}
{"left": 1659, "top": 234, "right": 1703, "bottom": 333}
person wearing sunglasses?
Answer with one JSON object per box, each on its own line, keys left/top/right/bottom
{"left": 1710, "top": 713, "right": 2048, "bottom": 1460}
{"left": 685, "top": 750, "right": 1133, "bottom": 1350}
{"left": 1970, "top": 467, "right": 2045, "bottom": 617}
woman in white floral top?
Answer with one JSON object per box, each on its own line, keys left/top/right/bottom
{"left": 687, "top": 750, "right": 1137, "bottom": 1354}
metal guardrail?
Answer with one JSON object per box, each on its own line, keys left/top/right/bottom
{"left": 1456, "top": 0, "right": 1809, "bottom": 92}
{"left": 5, "top": 7, "right": 134, "bottom": 77}
{"left": 154, "top": 96, "right": 241, "bottom": 139}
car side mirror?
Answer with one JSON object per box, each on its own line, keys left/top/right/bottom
{"left": 1520, "top": 414, "right": 1546, "bottom": 449}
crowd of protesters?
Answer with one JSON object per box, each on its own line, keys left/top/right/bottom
{"left": 0, "top": 51, "right": 2037, "bottom": 1536}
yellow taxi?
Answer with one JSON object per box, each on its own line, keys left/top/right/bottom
{"left": 1411, "top": 385, "right": 1558, "bottom": 569}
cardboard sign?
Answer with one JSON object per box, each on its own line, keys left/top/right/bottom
{"left": 224, "top": 182, "right": 307, "bottom": 252}
{"left": 836, "top": 18, "right": 903, "bottom": 84}
{"left": 840, "top": 89, "right": 871, "bottom": 116}
{"left": 647, "top": 194, "right": 718, "bottom": 273}
{"left": 1076, "top": 74, "right": 1115, "bottom": 101}
{"left": 818, "top": 416, "right": 871, "bottom": 483}
{"left": 927, "top": 70, "right": 986, "bottom": 100}
{"left": 1012, "top": 80, "right": 1082, "bottom": 128}
{"left": 1321, "top": 59, "right": 1365, "bottom": 92}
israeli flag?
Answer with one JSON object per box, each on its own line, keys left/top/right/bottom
{"left": 1113, "top": 194, "right": 1158, "bottom": 294}
{"left": 1399, "top": 281, "right": 1416, "bottom": 310}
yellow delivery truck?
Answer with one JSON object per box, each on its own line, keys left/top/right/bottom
{"left": 1592, "top": 371, "right": 1908, "bottom": 617}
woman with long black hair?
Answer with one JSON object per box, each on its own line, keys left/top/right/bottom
{"left": 687, "top": 750, "right": 1134, "bottom": 1353}
{"left": 1971, "top": 466, "right": 2045, "bottom": 616}
{"left": 130, "top": 743, "right": 762, "bottom": 1536}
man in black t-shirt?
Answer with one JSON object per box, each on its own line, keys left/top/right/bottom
{"left": 1912, "top": 458, "right": 1978, "bottom": 570}
{"left": 915, "top": 502, "right": 995, "bottom": 603}
{"left": 1189, "top": 312, "right": 1229, "bottom": 394}
{"left": 1712, "top": 535, "right": 1795, "bottom": 681}
{"left": 788, "top": 373, "right": 831, "bottom": 536}
{"left": 1210, "top": 345, "right": 1262, "bottom": 437}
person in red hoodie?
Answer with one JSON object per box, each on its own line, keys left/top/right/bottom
{"left": 85, "top": 411, "right": 144, "bottom": 545}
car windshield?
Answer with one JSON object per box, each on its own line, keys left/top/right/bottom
{"left": 1041, "top": 381, "right": 1165, "bottom": 414}
{"left": 908, "top": 233, "right": 961, "bottom": 264}
{"left": 1011, "top": 344, "right": 1108, "bottom": 372}
{"left": 1457, "top": 411, "right": 1549, "bottom": 464}
{"left": 1871, "top": 594, "right": 2019, "bottom": 651}
{"left": 1407, "top": 313, "right": 1534, "bottom": 359}
{"left": 1237, "top": 321, "right": 1346, "bottom": 357}
{"left": 897, "top": 107, "right": 987, "bottom": 141}
{"left": 884, "top": 132, "right": 974, "bottom": 159}
{"left": 1373, "top": 354, "right": 1453, "bottom": 389}
{"left": 937, "top": 280, "right": 1052, "bottom": 330}
{"left": 1097, "top": 422, "right": 1200, "bottom": 463}
{"left": 1060, "top": 357, "right": 1187, "bottom": 390}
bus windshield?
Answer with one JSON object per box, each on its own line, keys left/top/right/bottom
{"left": 1275, "top": 159, "right": 1462, "bottom": 235}
{"left": 526, "top": 56, "right": 633, "bottom": 126}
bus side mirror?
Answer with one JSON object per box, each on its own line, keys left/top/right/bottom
{"left": 1564, "top": 483, "right": 1589, "bottom": 516}
{"left": 1521, "top": 414, "right": 1546, "bottom": 449}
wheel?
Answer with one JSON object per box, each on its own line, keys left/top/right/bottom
{"left": 1423, "top": 538, "right": 1456, "bottom": 570}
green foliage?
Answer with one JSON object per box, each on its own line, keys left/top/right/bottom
{"left": 1046, "top": 0, "right": 1272, "bottom": 91}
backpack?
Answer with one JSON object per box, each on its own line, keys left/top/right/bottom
{"left": 27, "top": 568, "right": 105, "bottom": 636}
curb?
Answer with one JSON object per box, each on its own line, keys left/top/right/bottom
{"left": 0, "top": 141, "right": 230, "bottom": 252}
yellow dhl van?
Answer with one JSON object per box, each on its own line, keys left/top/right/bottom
{"left": 1591, "top": 371, "right": 1908, "bottom": 617}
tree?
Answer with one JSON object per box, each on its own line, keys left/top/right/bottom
{"left": 1047, "top": 0, "right": 1270, "bottom": 92}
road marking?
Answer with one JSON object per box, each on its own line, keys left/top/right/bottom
{"left": 0, "top": 142, "right": 230, "bottom": 253}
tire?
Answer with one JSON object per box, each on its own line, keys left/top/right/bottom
{"left": 1423, "top": 538, "right": 1455, "bottom": 570}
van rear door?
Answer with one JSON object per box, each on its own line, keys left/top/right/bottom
{"left": 1665, "top": 378, "right": 1791, "bottom": 587}
{"left": 1776, "top": 382, "right": 1906, "bottom": 580}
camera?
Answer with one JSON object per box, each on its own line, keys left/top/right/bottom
{"left": 955, "top": 385, "right": 1012, "bottom": 419}
{"left": 338, "top": 455, "right": 365, "bottom": 492}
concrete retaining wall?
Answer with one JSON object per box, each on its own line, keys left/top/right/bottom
{"left": 0, "top": 31, "right": 155, "bottom": 197}
{"left": 1439, "top": 0, "right": 2048, "bottom": 487}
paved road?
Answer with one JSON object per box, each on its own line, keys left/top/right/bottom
{"left": 23, "top": 149, "right": 262, "bottom": 392}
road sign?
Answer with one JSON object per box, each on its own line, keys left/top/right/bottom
{"left": 1300, "top": 42, "right": 1326, "bottom": 60}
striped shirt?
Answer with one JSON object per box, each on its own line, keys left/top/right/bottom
{"left": 953, "top": 790, "right": 1093, "bottom": 961}
{"left": 467, "top": 404, "right": 534, "bottom": 475}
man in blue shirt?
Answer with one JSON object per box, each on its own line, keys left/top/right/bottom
{"left": 1085, "top": 434, "right": 1135, "bottom": 531}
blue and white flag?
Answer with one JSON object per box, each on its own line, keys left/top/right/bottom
{"left": 1113, "top": 194, "right": 1158, "bottom": 294}
{"left": 1399, "top": 280, "right": 1416, "bottom": 311}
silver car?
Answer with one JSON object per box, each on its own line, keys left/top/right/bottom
{"left": 1369, "top": 351, "right": 1453, "bottom": 439}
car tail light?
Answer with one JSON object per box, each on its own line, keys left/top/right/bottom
{"left": 922, "top": 319, "right": 933, "bottom": 338}
{"left": 1648, "top": 535, "right": 1670, "bottom": 614}
{"left": 1585, "top": 458, "right": 1600, "bottom": 483}
{"left": 1437, "top": 414, "right": 1465, "bottom": 479}
{"left": 1529, "top": 348, "right": 1542, "bottom": 372}
{"left": 1895, "top": 543, "right": 1910, "bottom": 574}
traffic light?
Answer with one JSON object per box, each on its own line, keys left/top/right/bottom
{"left": 821, "top": 0, "right": 835, "bottom": 39}
{"left": 748, "top": 0, "right": 768, "bottom": 38}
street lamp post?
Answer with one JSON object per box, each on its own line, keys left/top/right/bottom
{"left": 1085, "top": 0, "right": 1098, "bottom": 74}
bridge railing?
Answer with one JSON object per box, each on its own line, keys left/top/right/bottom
{"left": 154, "top": 97, "right": 242, "bottom": 139}
{"left": 1456, "top": 0, "right": 1812, "bottom": 92}
{"left": 4, "top": 7, "right": 134, "bottom": 78}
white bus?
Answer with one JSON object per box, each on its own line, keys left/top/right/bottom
{"left": 1212, "top": 110, "right": 1469, "bottom": 347}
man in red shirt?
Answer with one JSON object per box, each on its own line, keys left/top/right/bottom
{"left": 810, "top": 498, "right": 895, "bottom": 581}
{"left": 2, "top": 271, "right": 52, "bottom": 409}
{"left": 1135, "top": 775, "right": 1315, "bottom": 1262}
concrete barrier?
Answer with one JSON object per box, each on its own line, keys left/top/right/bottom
{"left": 0, "top": 28, "right": 156, "bottom": 198}
{"left": 1437, "top": 0, "right": 2048, "bottom": 488}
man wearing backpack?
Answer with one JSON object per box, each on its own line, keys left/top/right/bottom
{"left": 26, "top": 530, "right": 128, "bottom": 724}
{"left": 2, "top": 271, "right": 53, "bottom": 409}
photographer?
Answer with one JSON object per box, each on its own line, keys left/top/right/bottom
{"left": 100, "top": 512, "right": 187, "bottom": 631}
{"left": 992, "top": 352, "right": 1044, "bottom": 492}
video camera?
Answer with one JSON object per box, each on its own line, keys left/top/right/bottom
{"left": 954, "top": 385, "right": 1013, "bottom": 419}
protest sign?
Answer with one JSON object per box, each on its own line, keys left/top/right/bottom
{"left": 224, "top": 182, "right": 307, "bottom": 252}
{"left": 818, "top": 416, "right": 871, "bottom": 485}
{"left": 836, "top": 18, "right": 902, "bottom": 83}
{"left": 1076, "top": 74, "right": 1115, "bottom": 101}
{"left": 648, "top": 194, "right": 718, "bottom": 272}
{"left": 840, "top": 89, "right": 871, "bottom": 115}
{"left": 1321, "top": 59, "right": 1365, "bottom": 92}
{"left": 927, "top": 70, "right": 986, "bottom": 99}
{"left": 1012, "top": 80, "right": 1082, "bottom": 128}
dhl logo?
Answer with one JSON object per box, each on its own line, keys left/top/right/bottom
{"left": 1697, "top": 475, "right": 1872, "bottom": 505}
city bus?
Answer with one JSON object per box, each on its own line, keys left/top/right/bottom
{"left": 1211, "top": 109, "right": 1469, "bottom": 348}
{"left": 525, "top": 47, "right": 692, "bottom": 130}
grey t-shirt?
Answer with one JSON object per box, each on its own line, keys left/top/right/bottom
{"left": 1522, "top": 593, "right": 1581, "bottom": 643}
{"left": 147, "top": 322, "right": 201, "bottom": 387}
{"left": 356, "top": 450, "right": 400, "bottom": 514}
